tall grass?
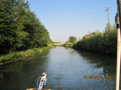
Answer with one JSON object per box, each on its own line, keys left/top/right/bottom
{"left": 0, "top": 46, "right": 54, "bottom": 65}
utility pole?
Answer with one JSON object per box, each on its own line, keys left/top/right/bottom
{"left": 116, "top": 0, "right": 121, "bottom": 90}
{"left": 104, "top": 7, "right": 111, "bottom": 23}
{"left": 115, "top": 13, "right": 120, "bottom": 90}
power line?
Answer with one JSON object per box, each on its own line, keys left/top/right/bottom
{"left": 63, "top": 10, "right": 105, "bottom": 20}
{"left": 49, "top": 10, "right": 106, "bottom": 24}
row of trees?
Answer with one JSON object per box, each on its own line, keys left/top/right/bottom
{"left": 53, "top": 42, "right": 60, "bottom": 43}
{"left": 68, "top": 36, "right": 77, "bottom": 43}
{"left": 0, "top": 0, "right": 52, "bottom": 54}
{"left": 65, "top": 36, "right": 77, "bottom": 47}
{"left": 73, "top": 23, "right": 117, "bottom": 55}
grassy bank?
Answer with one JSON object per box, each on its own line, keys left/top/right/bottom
{"left": 0, "top": 46, "right": 55, "bottom": 66}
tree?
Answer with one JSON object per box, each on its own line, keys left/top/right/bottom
{"left": 0, "top": 0, "right": 18, "bottom": 53}
{"left": 68, "top": 36, "right": 77, "bottom": 43}
{"left": 65, "top": 41, "right": 69, "bottom": 47}
{"left": 0, "top": 0, "right": 52, "bottom": 54}
{"left": 73, "top": 23, "right": 117, "bottom": 55}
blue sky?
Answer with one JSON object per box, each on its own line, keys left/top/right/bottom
{"left": 26, "top": 0, "right": 117, "bottom": 43}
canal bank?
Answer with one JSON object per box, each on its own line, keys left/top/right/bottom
{"left": 0, "top": 46, "right": 55, "bottom": 66}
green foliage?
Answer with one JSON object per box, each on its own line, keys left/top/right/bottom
{"left": 73, "top": 23, "right": 117, "bottom": 55}
{"left": 0, "top": 0, "right": 52, "bottom": 54}
{"left": 53, "top": 42, "right": 60, "bottom": 43}
{"left": 69, "top": 36, "right": 77, "bottom": 43}
{"left": 0, "top": 46, "right": 53, "bottom": 64}
{"left": 100, "top": 23, "right": 117, "bottom": 54}
{"left": 65, "top": 41, "right": 69, "bottom": 47}
{"left": 69, "top": 43, "right": 74, "bottom": 48}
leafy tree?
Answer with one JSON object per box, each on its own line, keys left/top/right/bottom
{"left": 69, "top": 36, "right": 77, "bottom": 43}
{"left": 65, "top": 41, "right": 69, "bottom": 47}
{"left": 0, "top": 0, "right": 17, "bottom": 53}
{"left": 101, "top": 23, "right": 117, "bottom": 54}
{"left": 73, "top": 23, "right": 117, "bottom": 55}
{"left": 0, "top": 0, "right": 52, "bottom": 54}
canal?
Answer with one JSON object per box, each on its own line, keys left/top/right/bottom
{"left": 0, "top": 46, "right": 119, "bottom": 90}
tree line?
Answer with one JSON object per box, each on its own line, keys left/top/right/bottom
{"left": 73, "top": 23, "right": 117, "bottom": 55}
{"left": 0, "top": 0, "right": 52, "bottom": 55}
{"left": 65, "top": 36, "right": 77, "bottom": 47}
{"left": 53, "top": 42, "right": 60, "bottom": 43}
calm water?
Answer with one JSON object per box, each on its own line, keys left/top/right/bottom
{"left": 0, "top": 47, "right": 119, "bottom": 90}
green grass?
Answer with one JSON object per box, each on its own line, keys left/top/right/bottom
{"left": 0, "top": 46, "right": 55, "bottom": 65}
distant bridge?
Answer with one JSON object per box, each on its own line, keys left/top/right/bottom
{"left": 53, "top": 43, "right": 72, "bottom": 46}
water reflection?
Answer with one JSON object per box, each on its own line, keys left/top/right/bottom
{"left": 0, "top": 47, "right": 119, "bottom": 90}
{"left": 0, "top": 50, "right": 50, "bottom": 90}
{"left": 67, "top": 48, "right": 117, "bottom": 89}
{"left": 76, "top": 50, "right": 116, "bottom": 74}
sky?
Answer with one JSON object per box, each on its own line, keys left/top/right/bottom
{"left": 26, "top": 0, "right": 117, "bottom": 43}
